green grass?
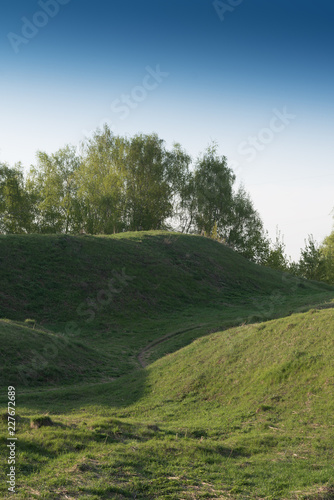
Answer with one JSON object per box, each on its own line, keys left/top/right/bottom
{"left": 0, "top": 231, "right": 332, "bottom": 384}
{"left": 0, "top": 231, "right": 334, "bottom": 498}
{"left": 0, "top": 319, "right": 115, "bottom": 387}
{"left": 1, "top": 307, "right": 334, "bottom": 498}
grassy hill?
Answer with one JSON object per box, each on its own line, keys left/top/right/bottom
{"left": 0, "top": 231, "right": 334, "bottom": 499}
{"left": 1, "top": 306, "right": 334, "bottom": 499}
{"left": 0, "top": 231, "right": 333, "bottom": 385}
{"left": 0, "top": 319, "right": 115, "bottom": 387}
{"left": 1, "top": 231, "right": 332, "bottom": 324}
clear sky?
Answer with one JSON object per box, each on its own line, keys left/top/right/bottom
{"left": 1, "top": 0, "right": 333, "bottom": 259}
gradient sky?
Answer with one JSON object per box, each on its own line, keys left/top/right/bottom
{"left": 1, "top": 0, "right": 333, "bottom": 259}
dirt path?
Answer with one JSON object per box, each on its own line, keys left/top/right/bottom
{"left": 18, "top": 326, "right": 207, "bottom": 395}
{"left": 137, "top": 324, "right": 206, "bottom": 368}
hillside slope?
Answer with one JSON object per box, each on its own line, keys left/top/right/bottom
{"left": 0, "top": 231, "right": 332, "bottom": 324}
{"left": 2, "top": 306, "right": 334, "bottom": 499}
{"left": 128, "top": 306, "right": 334, "bottom": 427}
{"left": 0, "top": 231, "right": 333, "bottom": 384}
{"left": 0, "top": 319, "right": 114, "bottom": 387}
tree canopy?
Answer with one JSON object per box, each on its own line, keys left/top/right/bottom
{"left": 1, "top": 125, "right": 333, "bottom": 282}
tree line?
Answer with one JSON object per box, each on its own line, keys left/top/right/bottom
{"left": 0, "top": 125, "right": 333, "bottom": 283}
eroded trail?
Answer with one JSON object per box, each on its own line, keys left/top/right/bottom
{"left": 18, "top": 326, "right": 207, "bottom": 395}
{"left": 137, "top": 324, "right": 206, "bottom": 368}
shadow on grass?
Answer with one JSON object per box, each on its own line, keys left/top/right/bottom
{"left": 18, "top": 438, "right": 58, "bottom": 459}
{"left": 15, "top": 367, "right": 149, "bottom": 413}
{"left": 5, "top": 297, "right": 334, "bottom": 415}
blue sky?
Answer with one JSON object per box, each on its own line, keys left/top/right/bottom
{"left": 1, "top": 0, "right": 333, "bottom": 258}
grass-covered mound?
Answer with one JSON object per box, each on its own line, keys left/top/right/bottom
{"left": 2, "top": 306, "right": 333, "bottom": 499}
{"left": 0, "top": 319, "right": 114, "bottom": 387}
{"left": 0, "top": 231, "right": 333, "bottom": 385}
{"left": 1, "top": 231, "right": 334, "bottom": 498}
{"left": 0, "top": 231, "right": 332, "bottom": 325}
{"left": 130, "top": 306, "right": 334, "bottom": 429}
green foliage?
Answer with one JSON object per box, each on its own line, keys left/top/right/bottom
{"left": 0, "top": 128, "right": 270, "bottom": 262}
{"left": 193, "top": 144, "right": 235, "bottom": 236}
{"left": 74, "top": 127, "right": 192, "bottom": 234}
{"left": 321, "top": 230, "right": 334, "bottom": 284}
{"left": 262, "top": 231, "right": 334, "bottom": 286}
{"left": 210, "top": 221, "right": 219, "bottom": 241}
{"left": 122, "top": 133, "right": 184, "bottom": 231}
{"left": 0, "top": 163, "right": 34, "bottom": 233}
{"left": 192, "top": 145, "right": 269, "bottom": 262}
{"left": 26, "top": 145, "right": 82, "bottom": 233}
{"left": 298, "top": 235, "right": 325, "bottom": 281}
{"left": 75, "top": 126, "right": 126, "bottom": 234}
{"left": 261, "top": 229, "right": 290, "bottom": 272}
{"left": 2, "top": 127, "right": 333, "bottom": 277}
